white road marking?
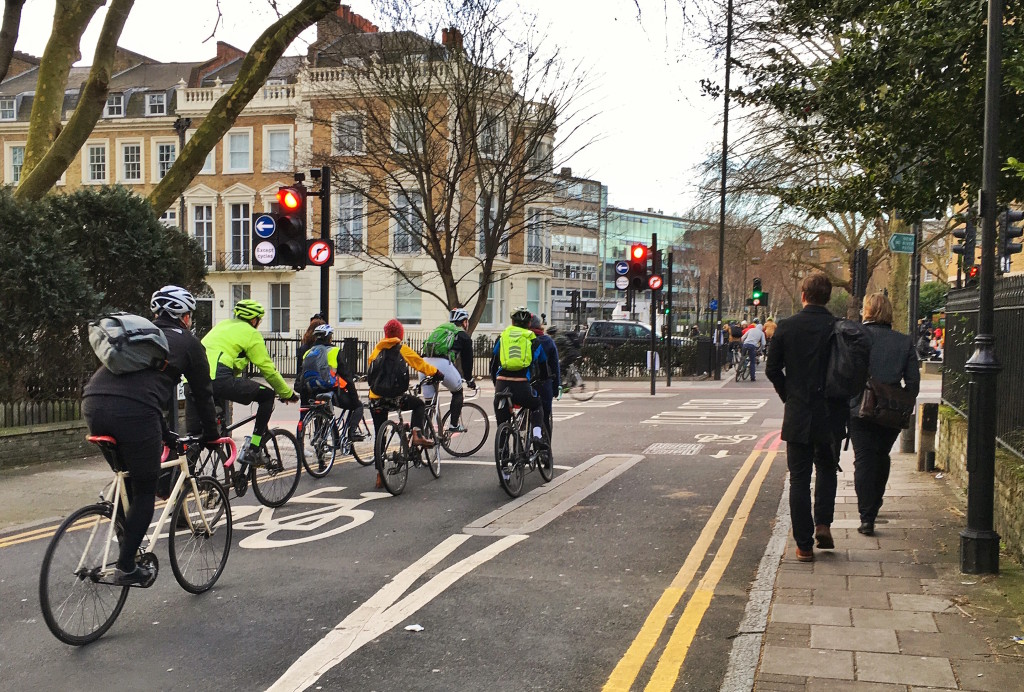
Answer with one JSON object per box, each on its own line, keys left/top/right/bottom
{"left": 644, "top": 411, "right": 754, "bottom": 425}
{"left": 642, "top": 443, "right": 705, "bottom": 456}
{"left": 267, "top": 534, "right": 526, "bottom": 692}
{"left": 694, "top": 433, "right": 759, "bottom": 445}
{"left": 712, "top": 450, "right": 730, "bottom": 459}
{"left": 676, "top": 399, "right": 767, "bottom": 410}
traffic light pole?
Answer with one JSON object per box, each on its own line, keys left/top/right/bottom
{"left": 319, "top": 165, "right": 331, "bottom": 320}
{"left": 961, "top": 0, "right": 1003, "bottom": 575}
{"left": 714, "top": 0, "right": 733, "bottom": 383}
{"left": 650, "top": 233, "right": 658, "bottom": 396}
{"left": 667, "top": 251, "right": 674, "bottom": 387}
{"left": 907, "top": 221, "right": 922, "bottom": 337}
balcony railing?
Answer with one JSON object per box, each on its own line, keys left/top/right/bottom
{"left": 178, "top": 83, "right": 300, "bottom": 114}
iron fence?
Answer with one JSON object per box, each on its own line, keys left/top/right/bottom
{"left": 942, "top": 275, "right": 1024, "bottom": 457}
{"left": 1, "top": 398, "right": 83, "bottom": 428}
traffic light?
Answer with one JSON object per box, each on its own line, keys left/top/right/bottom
{"left": 966, "top": 264, "right": 980, "bottom": 288}
{"left": 570, "top": 289, "right": 580, "bottom": 315}
{"left": 752, "top": 277, "right": 763, "bottom": 301}
{"left": 628, "top": 243, "right": 648, "bottom": 290}
{"left": 951, "top": 216, "right": 977, "bottom": 267}
{"left": 274, "top": 184, "right": 308, "bottom": 268}
{"left": 647, "top": 248, "right": 664, "bottom": 292}
{"left": 999, "top": 209, "right": 1024, "bottom": 272}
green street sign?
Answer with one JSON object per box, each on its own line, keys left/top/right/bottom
{"left": 888, "top": 233, "right": 915, "bottom": 254}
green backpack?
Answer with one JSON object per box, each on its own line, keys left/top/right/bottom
{"left": 422, "top": 322, "right": 460, "bottom": 360}
{"left": 499, "top": 325, "right": 535, "bottom": 370}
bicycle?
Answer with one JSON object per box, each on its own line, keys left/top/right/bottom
{"left": 373, "top": 380, "right": 445, "bottom": 496}
{"left": 39, "top": 433, "right": 235, "bottom": 645}
{"left": 735, "top": 346, "right": 761, "bottom": 382}
{"left": 187, "top": 399, "right": 302, "bottom": 508}
{"left": 428, "top": 380, "right": 490, "bottom": 457}
{"left": 298, "top": 392, "right": 376, "bottom": 477}
{"left": 493, "top": 390, "right": 553, "bottom": 498}
{"left": 560, "top": 359, "right": 597, "bottom": 402}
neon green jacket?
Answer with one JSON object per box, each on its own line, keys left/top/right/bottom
{"left": 201, "top": 318, "right": 293, "bottom": 398}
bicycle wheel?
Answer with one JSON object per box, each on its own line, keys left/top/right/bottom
{"left": 422, "top": 416, "right": 441, "bottom": 479}
{"left": 536, "top": 419, "right": 554, "bottom": 483}
{"left": 495, "top": 423, "right": 524, "bottom": 498}
{"left": 251, "top": 428, "right": 301, "bottom": 508}
{"left": 39, "top": 504, "right": 130, "bottom": 645}
{"left": 189, "top": 443, "right": 231, "bottom": 492}
{"left": 169, "top": 476, "right": 232, "bottom": 594}
{"left": 439, "top": 402, "right": 489, "bottom": 457}
{"left": 375, "top": 420, "right": 409, "bottom": 495}
{"left": 349, "top": 412, "right": 376, "bottom": 466}
{"left": 567, "top": 365, "right": 597, "bottom": 402}
{"left": 300, "top": 408, "right": 337, "bottom": 479}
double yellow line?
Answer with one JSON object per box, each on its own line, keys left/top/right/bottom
{"left": 604, "top": 432, "right": 782, "bottom": 692}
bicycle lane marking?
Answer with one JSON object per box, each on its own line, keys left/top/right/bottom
{"left": 603, "top": 430, "right": 781, "bottom": 692}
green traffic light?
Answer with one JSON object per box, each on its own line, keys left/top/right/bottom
{"left": 752, "top": 291, "right": 762, "bottom": 299}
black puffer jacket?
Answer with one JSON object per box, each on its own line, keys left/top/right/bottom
{"left": 849, "top": 322, "right": 920, "bottom": 413}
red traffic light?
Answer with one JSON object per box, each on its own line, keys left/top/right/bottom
{"left": 647, "top": 274, "right": 663, "bottom": 291}
{"left": 631, "top": 244, "right": 648, "bottom": 262}
{"left": 968, "top": 265, "right": 979, "bottom": 279}
{"left": 277, "top": 187, "right": 302, "bottom": 211}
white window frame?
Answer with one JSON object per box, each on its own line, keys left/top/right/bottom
{"left": 335, "top": 190, "right": 365, "bottom": 253}
{"left": 82, "top": 141, "right": 109, "bottom": 184}
{"left": 261, "top": 125, "right": 292, "bottom": 173}
{"left": 476, "top": 190, "right": 508, "bottom": 258}
{"left": 392, "top": 111, "right": 423, "bottom": 154}
{"left": 395, "top": 273, "right": 422, "bottom": 325}
{"left": 479, "top": 274, "right": 505, "bottom": 326}
{"left": 269, "top": 282, "right": 291, "bottom": 334}
{"left": 527, "top": 278, "right": 542, "bottom": 317}
{"left": 159, "top": 208, "right": 177, "bottom": 228}
{"left": 4, "top": 141, "right": 26, "bottom": 184}
{"left": 391, "top": 190, "right": 422, "bottom": 255}
{"left": 337, "top": 273, "right": 363, "bottom": 324}
{"left": 117, "top": 139, "right": 144, "bottom": 183}
{"left": 224, "top": 127, "right": 253, "bottom": 174}
{"left": 146, "top": 93, "right": 166, "bottom": 116}
{"left": 226, "top": 201, "right": 252, "bottom": 269}
{"left": 104, "top": 93, "right": 124, "bottom": 118}
{"left": 230, "top": 284, "right": 251, "bottom": 306}
{"left": 0, "top": 97, "right": 15, "bottom": 121}
{"left": 478, "top": 110, "right": 508, "bottom": 159}
{"left": 151, "top": 139, "right": 177, "bottom": 181}
{"left": 191, "top": 203, "right": 215, "bottom": 267}
{"left": 332, "top": 113, "right": 364, "bottom": 156}
{"left": 525, "top": 207, "right": 546, "bottom": 264}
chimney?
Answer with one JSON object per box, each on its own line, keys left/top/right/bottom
{"left": 191, "top": 41, "right": 246, "bottom": 86}
{"left": 441, "top": 26, "right": 463, "bottom": 53}
{"left": 559, "top": 167, "right": 572, "bottom": 178}
{"left": 316, "top": 4, "right": 379, "bottom": 47}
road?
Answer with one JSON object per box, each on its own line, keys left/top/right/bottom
{"left": 0, "top": 377, "right": 792, "bottom": 691}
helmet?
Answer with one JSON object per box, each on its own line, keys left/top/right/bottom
{"left": 753, "top": 318, "right": 760, "bottom": 325}
{"left": 741, "top": 320, "right": 748, "bottom": 326}
{"left": 511, "top": 306, "right": 531, "bottom": 326}
{"left": 151, "top": 285, "right": 196, "bottom": 318}
{"left": 547, "top": 325, "right": 559, "bottom": 335}
{"left": 383, "top": 318, "right": 404, "bottom": 340}
{"left": 313, "top": 323, "right": 333, "bottom": 343}
{"left": 450, "top": 307, "right": 469, "bottom": 324}
{"left": 233, "top": 299, "right": 265, "bottom": 321}
{"left": 529, "top": 314, "right": 542, "bottom": 330}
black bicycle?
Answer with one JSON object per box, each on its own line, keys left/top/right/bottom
{"left": 298, "top": 393, "right": 376, "bottom": 477}
{"left": 427, "top": 380, "right": 490, "bottom": 458}
{"left": 187, "top": 400, "right": 301, "bottom": 508}
{"left": 493, "top": 391, "right": 553, "bottom": 498}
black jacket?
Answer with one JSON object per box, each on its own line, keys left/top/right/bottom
{"left": 451, "top": 329, "right": 475, "bottom": 381}
{"left": 849, "top": 322, "right": 920, "bottom": 413}
{"left": 765, "top": 304, "right": 845, "bottom": 444}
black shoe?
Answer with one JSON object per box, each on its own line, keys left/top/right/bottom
{"left": 232, "top": 470, "right": 249, "bottom": 497}
{"left": 113, "top": 563, "right": 155, "bottom": 587}
{"left": 858, "top": 522, "right": 875, "bottom": 536}
{"left": 348, "top": 430, "right": 365, "bottom": 442}
{"left": 531, "top": 436, "right": 549, "bottom": 451}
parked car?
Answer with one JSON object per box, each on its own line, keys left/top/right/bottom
{"left": 583, "top": 320, "right": 652, "bottom": 348}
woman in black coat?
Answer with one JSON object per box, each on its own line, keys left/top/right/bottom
{"left": 849, "top": 293, "right": 920, "bottom": 536}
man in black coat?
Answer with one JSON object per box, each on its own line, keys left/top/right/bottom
{"left": 765, "top": 272, "right": 846, "bottom": 562}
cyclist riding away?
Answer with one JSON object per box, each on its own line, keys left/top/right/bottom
{"left": 529, "top": 314, "right": 560, "bottom": 438}
{"left": 741, "top": 319, "right": 767, "bottom": 381}
{"left": 298, "top": 323, "right": 365, "bottom": 442}
{"left": 421, "top": 307, "right": 476, "bottom": 433}
{"left": 491, "top": 307, "right": 549, "bottom": 451}
{"left": 549, "top": 324, "right": 581, "bottom": 376}
{"left": 367, "top": 318, "right": 439, "bottom": 449}
{"left": 196, "top": 299, "right": 298, "bottom": 467}
{"left": 83, "top": 285, "right": 221, "bottom": 586}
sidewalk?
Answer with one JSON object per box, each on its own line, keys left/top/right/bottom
{"left": 740, "top": 448, "right": 1024, "bottom": 691}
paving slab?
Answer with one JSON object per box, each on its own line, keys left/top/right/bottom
{"left": 811, "top": 588, "right": 890, "bottom": 609}
{"left": 850, "top": 608, "right": 938, "bottom": 632}
{"left": 771, "top": 603, "right": 852, "bottom": 626}
{"left": 897, "top": 630, "right": 992, "bottom": 658}
{"left": 855, "top": 651, "right": 957, "bottom": 688}
{"left": 889, "top": 593, "right": 954, "bottom": 613}
{"left": 759, "top": 646, "right": 855, "bottom": 680}
{"left": 952, "top": 659, "right": 1024, "bottom": 692}
{"left": 777, "top": 572, "right": 848, "bottom": 590}
{"left": 847, "top": 576, "right": 923, "bottom": 594}
{"left": 807, "top": 681, "right": 904, "bottom": 692}
{"left": 812, "top": 561, "right": 882, "bottom": 577}
{"left": 810, "top": 625, "right": 899, "bottom": 653}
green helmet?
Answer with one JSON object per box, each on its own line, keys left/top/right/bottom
{"left": 233, "top": 299, "right": 265, "bottom": 321}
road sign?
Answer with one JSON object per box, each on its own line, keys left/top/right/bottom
{"left": 709, "top": 299, "right": 718, "bottom": 312}
{"left": 254, "top": 214, "right": 276, "bottom": 239}
{"left": 615, "top": 275, "right": 629, "bottom": 290}
{"left": 307, "top": 239, "right": 333, "bottom": 266}
{"left": 888, "top": 233, "right": 915, "bottom": 254}
{"left": 254, "top": 241, "right": 276, "bottom": 265}
{"left": 614, "top": 260, "right": 629, "bottom": 276}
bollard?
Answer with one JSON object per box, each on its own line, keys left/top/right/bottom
{"left": 917, "top": 403, "right": 938, "bottom": 472}
{"left": 901, "top": 408, "right": 917, "bottom": 454}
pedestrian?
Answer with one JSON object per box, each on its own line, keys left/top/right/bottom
{"left": 689, "top": 323, "right": 700, "bottom": 338}
{"left": 849, "top": 293, "right": 919, "bottom": 536}
{"left": 765, "top": 272, "right": 847, "bottom": 562}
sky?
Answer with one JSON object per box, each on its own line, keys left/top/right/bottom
{"left": 12, "top": 0, "right": 722, "bottom": 215}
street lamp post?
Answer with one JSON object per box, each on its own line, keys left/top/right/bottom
{"left": 714, "top": 0, "right": 734, "bottom": 381}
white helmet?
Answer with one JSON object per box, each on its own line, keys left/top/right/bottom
{"left": 151, "top": 285, "right": 196, "bottom": 318}
{"left": 313, "top": 323, "right": 334, "bottom": 342}
{"left": 450, "top": 307, "right": 469, "bottom": 324}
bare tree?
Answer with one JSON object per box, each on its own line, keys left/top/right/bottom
{"left": 0, "top": 0, "right": 27, "bottom": 83}
{"left": 307, "top": 0, "right": 592, "bottom": 328}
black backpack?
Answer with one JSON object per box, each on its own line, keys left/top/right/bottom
{"left": 824, "top": 319, "right": 871, "bottom": 399}
{"left": 366, "top": 343, "right": 410, "bottom": 397}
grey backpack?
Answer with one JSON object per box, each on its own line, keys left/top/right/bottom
{"left": 88, "top": 312, "right": 169, "bottom": 375}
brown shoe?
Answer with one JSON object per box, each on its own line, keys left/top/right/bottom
{"left": 795, "top": 547, "right": 815, "bottom": 562}
{"left": 815, "top": 525, "right": 834, "bottom": 550}
{"left": 411, "top": 428, "right": 435, "bottom": 449}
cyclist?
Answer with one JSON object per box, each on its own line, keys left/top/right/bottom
{"left": 529, "top": 314, "right": 560, "bottom": 438}
{"left": 297, "top": 315, "right": 327, "bottom": 377}
{"left": 197, "top": 299, "right": 298, "bottom": 467}
{"left": 299, "top": 323, "right": 365, "bottom": 441}
{"left": 727, "top": 321, "right": 743, "bottom": 368}
{"left": 367, "top": 318, "right": 439, "bottom": 449}
{"left": 549, "top": 325, "right": 581, "bottom": 376}
{"left": 490, "top": 306, "right": 549, "bottom": 450}
{"left": 83, "top": 285, "right": 221, "bottom": 586}
{"left": 420, "top": 307, "right": 476, "bottom": 433}
{"left": 741, "top": 319, "right": 767, "bottom": 381}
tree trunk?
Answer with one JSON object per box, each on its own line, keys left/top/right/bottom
{"left": 21, "top": 0, "right": 104, "bottom": 181}
{"left": 148, "top": 0, "right": 340, "bottom": 214}
{"left": 15, "top": 0, "right": 134, "bottom": 202}
{"left": 0, "top": 0, "right": 27, "bottom": 83}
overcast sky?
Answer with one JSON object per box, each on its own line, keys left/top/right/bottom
{"left": 13, "top": 0, "right": 721, "bottom": 214}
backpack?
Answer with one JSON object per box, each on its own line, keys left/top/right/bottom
{"left": 499, "top": 326, "right": 535, "bottom": 370}
{"left": 299, "top": 345, "right": 336, "bottom": 395}
{"left": 422, "top": 322, "right": 460, "bottom": 360}
{"left": 88, "top": 312, "right": 169, "bottom": 375}
{"left": 366, "top": 343, "right": 410, "bottom": 397}
{"left": 824, "top": 319, "right": 871, "bottom": 399}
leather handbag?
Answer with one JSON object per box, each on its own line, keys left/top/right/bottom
{"left": 857, "top": 377, "right": 915, "bottom": 429}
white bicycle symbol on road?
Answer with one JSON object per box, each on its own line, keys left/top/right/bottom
{"left": 693, "top": 433, "right": 758, "bottom": 445}
{"left": 230, "top": 486, "right": 391, "bottom": 549}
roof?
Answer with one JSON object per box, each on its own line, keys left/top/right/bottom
{"left": 311, "top": 31, "right": 442, "bottom": 67}
{"left": 0, "top": 66, "right": 94, "bottom": 96}
{"left": 108, "top": 61, "right": 206, "bottom": 91}
{"left": 200, "top": 55, "right": 304, "bottom": 86}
